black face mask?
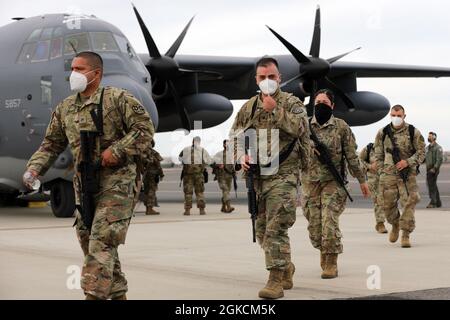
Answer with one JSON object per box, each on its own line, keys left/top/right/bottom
{"left": 314, "top": 103, "right": 333, "bottom": 125}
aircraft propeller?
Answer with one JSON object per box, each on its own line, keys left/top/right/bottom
{"left": 267, "top": 5, "right": 360, "bottom": 112}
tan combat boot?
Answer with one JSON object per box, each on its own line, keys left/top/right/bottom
{"left": 183, "top": 208, "right": 191, "bottom": 216}
{"left": 401, "top": 231, "right": 411, "bottom": 248}
{"left": 199, "top": 208, "right": 206, "bottom": 215}
{"left": 111, "top": 294, "right": 127, "bottom": 300}
{"left": 321, "top": 254, "right": 338, "bottom": 279}
{"left": 85, "top": 294, "right": 99, "bottom": 300}
{"left": 226, "top": 201, "right": 235, "bottom": 213}
{"left": 258, "top": 269, "right": 284, "bottom": 299}
{"left": 146, "top": 207, "right": 160, "bottom": 215}
{"left": 320, "top": 251, "right": 327, "bottom": 270}
{"left": 389, "top": 222, "right": 400, "bottom": 243}
{"left": 220, "top": 200, "right": 226, "bottom": 212}
{"left": 376, "top": 222, "right": 388, "bottom": 234}
{"left": 282, "top": 262, "right": 295, "bottom": 290}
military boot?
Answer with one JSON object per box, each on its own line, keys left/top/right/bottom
{"left": 146, "top": 206, "right": 160, "bottom": 215}
{"left": 183, "top": 208, "right": 191, "bottom": 216}
{"left": 226, "top": 201, "right": 235, "bottom": 213}
{"left": 401, "top": 231, "right": 411, "bottom": 248}
{"left": 220, "top": 200, "right": 226, "bottom": 213}
{"left": 282, "top": 262, "right": 295, "bottom": 290}
{"left": 111, "top": 293, "right": 127, "bottom": 300}
{"left": 199, "top": 208, "right": 206, "bottom": 215}
{"left": 85, "top": 294, "right": 99, "bottom": 300}
{"left": 321, "top": 254, "right": 338, "bottom": 279}
{"left": 258, "top": 269, "right": 284, "bottom": 299}
{"left": 389, "top": 222, "right": 400, "bottom": 243}
{"left": 376, "top": 222, "right": 388, "bottom": 234}
{"left": 320, "top": 251, "right": 327, "bottom": 270}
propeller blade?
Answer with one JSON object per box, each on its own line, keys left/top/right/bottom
{"left": 165, "top": 16, "right": 195, "bottom": 58}
{"left": 280, "top": 72, "right": 306, "bottom": 88}
{"left": 327, "top": 47, "right": 361, "bottom": 64}
{"left": 309, "top": 5, "right": 321, "bottom": 58}
{"left": 132, "top": 3, "right": 161, "bottom": 58}
{"left": 266, "top": 25, "right": 311, "bottom": 64}
{"left": 167, "top": 80, "right": 192, "bottom": 131}
{"left": 324, "top": 77, "right": 356, "bottom": 111}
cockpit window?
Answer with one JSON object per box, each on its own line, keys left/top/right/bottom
{"left": 17, "top": 42, "right": 37, "bottom": 63}
{"left": 40, "top": 28, "right": 53, "bottom": 40}
{"left": 50, "top": 38, "right": 63, "bottom": 59}
{"left": 32, "top": 40, "right": 50, "bottom": 62}
{"left": 53, "top": 27, "right": 63, "bottom": 37}
{"left": 90, "top": 32, "right": 118, "bottom": 52}
{"left": 64, "top": 33, "right": 90, "bottom": 55}
{"left": 27, "top": 28, "right": 42, "bottom": 41}
{"left": 114, "top": 34, "right": 136, "bottom": 58}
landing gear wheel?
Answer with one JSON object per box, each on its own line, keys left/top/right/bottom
{"left": 50, "top": 181, "right": 75, "bottom": 218}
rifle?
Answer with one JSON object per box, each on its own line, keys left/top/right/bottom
{"left": 245, "top": 135, "right": 258, "bottom": 243}
{"left": 77, "top": 89, "right": 104, "bottom": 232}
{"left": 179, "top": 167, "right": 184, "bottom": 187}
{"left": 309, "top": 122, "right": 353, "bottom": 202}
{"left": 384, "top": 126, "right": 410, "bottom": 196}
{"left": 232, "top": 173, "right": 238, "bottom": 199}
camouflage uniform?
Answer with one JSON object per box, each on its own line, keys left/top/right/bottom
{"left": 213, "top": 148, "right": 236, "bottom": 211}
{"left": 359, "top": 145, "right": 385, "bottom": 224}
{"left": 425, "top": 142, "right": 443, "bottom": 207}
{"left": 301, "top": 115, "right": 365, "bottom": 255}
{"left": 374, "top": 123, "right": 425, "bottom": 233}
{"left": 230, "top": 88, "right": 309, "bottom": 271}
{"left": 27, "top": 86, "right": 154, "bottom": 299}
{"left": 143, "top": 148, "right": 164, "bottom": 209}
{"left": 179, "top": 145, "right": 213, "bottom": 211}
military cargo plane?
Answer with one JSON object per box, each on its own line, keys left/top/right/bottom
{"left": 0, "top": 5, "right": 449, "bottom": 217}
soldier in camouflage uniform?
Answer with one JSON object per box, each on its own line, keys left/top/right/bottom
{"left": 230, "top": 57, "right": 309, "bottom": 299}
{"left": 143, "top": 140, "right": 164, "bottom": 215}
{"left": 301, "top": 89, "right": 370, "bottom": 279}
{"left": 212, "top": 140, "right": 237, "bottom": 213}
{"left": 359, "top": 143, "right": 387, "bottom": 233}
{"left": 425, "top": 132, "right": 443, "bottom": 208}
{"left": 179, "top": 136, "right": 213, "bottom": 215}
{"left": 374, "top": 105, "right": 425, "bottom": 248}
{"left": 24, "top": 52, "right": 154, "bottom": 300}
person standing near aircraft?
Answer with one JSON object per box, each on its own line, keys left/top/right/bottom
{"left": 179, "top": 136, "right": 213, "bottom": 216}
{"left": 212, "top": 140, "right": 237, "bottom": 213}
{"left": 143, "top": 140, "right": 164, "bottom": 215}
{"left": 425, "top": 132, "right": 443, "bottom": 208}
{"left": 23, "top": 51, "right": 154, "bottom": 300}
{"left": 230, "top": 57, "right": 309, "bottom": 299}
{"left": 359, "top": 142, "right": 387, "bottom": 233}
{"left": 301, "top": 89, "right": 370, "bottom": 279}
{"left": 374, "top": 105, "right": 425, "bottom": 248}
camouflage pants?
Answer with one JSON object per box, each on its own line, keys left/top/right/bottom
{"left": 183, "top": 173, "right": 205, "bottom": 209}
{"left": 302, "top": 179, "right": 347, "bottom": 254}
{"left": 218, "top": 174, "right": 232, "bottom": 203}
{"left": 75, "top": 185, "right": 133, "bottom": 300}
{"left": 143, "top": 174, "right": 158, "bottom": 207}
{"left": 379, "top": 174, "right": 420, "bottom": 233}
{"left": 368, "top": 174, "right": 385, "bottom": 224}
{"left": 255, "top": 175, "right": 297, "bottom": 270}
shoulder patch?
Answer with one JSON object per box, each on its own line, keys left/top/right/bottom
{"left": 132, "top": 104, "right": 145, "bottom": 115}
{"left": 291, "top": 106, "right": 304, "bottom": 114}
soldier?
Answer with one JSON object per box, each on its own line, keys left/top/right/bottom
{"left": 212, "top": 140, "right": 237, "bottom": 213}
{"left": 143, "top": 140, "right": 164, "bottom": 215}
{"left": 359, "top": 142, "right": 387, "bottom": 233}
{"left": 23, "top": 52, "right": 154, "bottom": 300}
{"left": 301, "top": 89, "right": 370, "bottom": 279}
{"left": 374, "top": 105, "right": 425, "bottom": 248}
{"left": 230, "top": 56, "right": 309, "bottom": 299}
{"left": 425, "top": 132, "right": 443, "bottom": 208}
{"left": 179, "top": 136, "right": 213, "bottom": 215}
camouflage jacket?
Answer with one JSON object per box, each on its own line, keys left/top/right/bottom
{"left": 179, "top": 145, "right": 213, "bottom": 175}
{"left": 425, "top": 143, "right": 444, "bottom": 172}
{"left": 229, "top": 89, "right": 309, "bottom": 178}
{"left": 144, "top": 148, "right": 164, "bottom": 177}
{"left": 305, "top": 115, "right": 365, "bottom": 184}
{"left": 27, "top": 86, "right": 154, "bottom": 193}
{"left": 212, "top": 149, "right": 236, "bottom": 178}
{"left": 374, "top": 123, "right": 425, "bottom": 176}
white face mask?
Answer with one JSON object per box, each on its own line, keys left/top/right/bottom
{"left": 69, "top": 70, "right": 97, "bottom": 93}
{"left": 391, "top": 116, "right": 404, "bottom": 127}
{"left": 258, "top": 79, "right": 278, "bottom": 95}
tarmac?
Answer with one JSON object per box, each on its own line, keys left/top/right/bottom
{"left": 0, "top": 164, "right": 449, "bottom": 300}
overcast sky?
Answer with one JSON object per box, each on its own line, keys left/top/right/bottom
{"left": 1, "top": 0, "right": 449, "bottom": 159}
